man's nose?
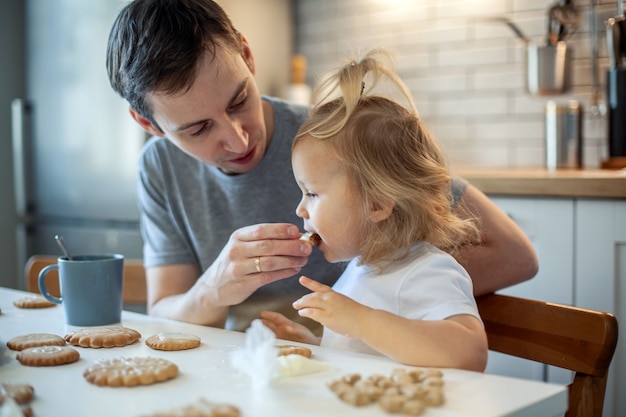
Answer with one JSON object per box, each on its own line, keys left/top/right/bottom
{"left": 221, "top": 119, "right": 249, "bottom": 153}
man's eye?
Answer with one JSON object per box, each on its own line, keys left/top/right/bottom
{"left": 190, "top": 124, "right": 208, "bottom": 137}
{"left": 305, "top": 192, "right": 317, "bottom": 198}
{"left": 229, "top": 96, "right": 247, "bottom": 111}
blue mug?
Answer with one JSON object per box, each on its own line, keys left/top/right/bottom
{"left": 39, "top": 254, "right": 124, "bottom": 326}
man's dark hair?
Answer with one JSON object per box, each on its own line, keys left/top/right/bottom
{"left": 106, "top": 0, "right": 243, "bottom": 126}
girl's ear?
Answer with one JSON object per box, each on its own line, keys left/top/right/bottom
{"left": 369, "top": 198, "right": 394, "bottom": 223}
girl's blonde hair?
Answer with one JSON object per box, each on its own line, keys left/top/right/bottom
{"left": 294, "top": 49, "right": 479, "bottom": 269}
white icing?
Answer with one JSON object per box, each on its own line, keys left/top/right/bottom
{"left": 32, "top": 346, "right": 63, "bottom": 354}
{"left": 157, "top": 332, "right": 200, "bottom": 341}
{"left": 276, "top": 354, "right": 332, "bottom": 377}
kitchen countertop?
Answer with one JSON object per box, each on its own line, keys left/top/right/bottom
{"left": 454, "top": 168, "right": 626, "bottom": 198}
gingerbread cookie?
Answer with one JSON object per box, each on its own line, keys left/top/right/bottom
{"left": 0, "top": 383, "right": 35, "bottom": 417}
{"left": 300, "top": 232, "right": 321, "bottom": 246}
{"left": 13, "top": 295, "right": 56, "bottom": 309}
{"left": 277, "top": 344, "right": 312, "bottom": 358}
{"left": 7, "top": 333, "right": 66, "bottom": 351}
{"left": 16, "top": 345, "right": 80, "bottom": 367}
{"left": 65, "top": 326, "right": 141, "bottom": 348}
{"left": 140, "top": 397, "right": 240, "bottom": 417}
{"left": 0, "top": 383, "right": 35, "bottom": 404}
{"left": 145, "top": 332, "right": 201, "bottom": 351}
{"left": 328, "top": 367, "right": 445, "bottom": 414}
{"left": 83, "top": 357, "right": 179, "bottom": 387}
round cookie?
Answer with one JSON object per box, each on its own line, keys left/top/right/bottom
{"left": 142, "top": 397, "right": 240, "bottom": 417}
{"left": 13, "top": 295, "right": 56, "bottom": 309}
{"left": 65, "top": 326, "right": 141, "bottom": 348}
{"left": 299, "top": 232, "right": 321, "bottom": 246}
{"left": 7, "top": 333, "right": 66, "bottom": 351}
{"left": 0, "top": 383, "right": 35, "bottom": 404}
{"left": 83, "top": 357, "right": 179, "bottom": 387}
{"left": 277, "top": 344, "right": 313, "bottom": 358}
{"left": 145, "top": 332, "right": 201, "bottom": 351}
{"left": 16, "top": 345, "right": 80, "bottom": 367}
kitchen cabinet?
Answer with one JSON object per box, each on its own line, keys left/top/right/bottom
{"left": 485, "top": 195, "right": 625, "bottom": 417}
{"left": 574, "top": 199, "right": 626, "bottom": 417}
{"left": 485, "top": 197, "right": 574, "bottom": 382}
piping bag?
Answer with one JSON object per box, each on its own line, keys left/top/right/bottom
{"left": 229, "top": 320, "right": 331, "bottom": 389}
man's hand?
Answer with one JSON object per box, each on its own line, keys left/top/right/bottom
{"left": 200, "top": 223, "right": 313, "bottom": 306}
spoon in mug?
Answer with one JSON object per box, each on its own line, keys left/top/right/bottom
{"left": 55, "top": 234, "right": 72, "bottom": 260}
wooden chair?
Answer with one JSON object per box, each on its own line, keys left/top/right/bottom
{"left": 476, "top": 293, "right": 619, "bottom": 417}
{"left": 25, "top": 254, "right": 147, "bottom": 305}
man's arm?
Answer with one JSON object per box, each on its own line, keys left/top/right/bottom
{"left": 144, "top": 223, "right": 314, "bottom": 327}
{"left": 453, "top": 183, "right": 539, "bottom": 295}
{"left": 145, "top": 263, "right": 231, "bottom": 327}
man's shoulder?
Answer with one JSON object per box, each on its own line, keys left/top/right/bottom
{"left": 263, "top": 95, "right": 308, "bottom": 124}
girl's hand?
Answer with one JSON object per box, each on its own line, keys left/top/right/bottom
{"left": 260, "top": 310, "right": 320, "bottom": 345}
{"left": 293, "top": 276, "right": 371, "bottom": 339}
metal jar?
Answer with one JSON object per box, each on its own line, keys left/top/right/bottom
{"left": 545, "top": 100, "right": 582, "bottom": 170}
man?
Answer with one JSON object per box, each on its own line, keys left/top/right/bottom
{"left": 106, "top": 0, "right": 538, "bottom": 332}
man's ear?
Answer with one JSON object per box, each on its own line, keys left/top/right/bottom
{"left": 369, "top": 198, "right": 394, "bottom": 223}
{"left": 129, "top": 107, "right": 164, "bottom": 137}
{"left": 239, "top": 34, "right": 256, "bottom": 75}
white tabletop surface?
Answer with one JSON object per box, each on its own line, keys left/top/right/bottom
{"left": 0, "top": 287, "right": 567, "bottom": 417}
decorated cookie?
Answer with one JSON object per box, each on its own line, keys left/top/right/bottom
{"left": 140, "top": 397, "right": 240, "bottom": 417}
{"left": 83, "top": 357, "right": 179, "bottom": 387}
{"left": 0, "top": 383, "right": 35, "bottom": 404}
{"left": 299, "top": 232, "right": 321, "bottom": 246}
{"left": 145, "top": 332, "right": 201, "bottom": 351}
{"left": 277, "top": 344, "right": 312, "bottom": 358}
{"left": 16, "top": 345, "right": 80, "bottom": 367}
{"left": 7, "top": 333, "right": 66, "bottom": 351}
{"left": 65, "top": 326, "right": 141, "bottom": 348}
{"left": 13, "top": 295, "right": 56, "bottom": 309}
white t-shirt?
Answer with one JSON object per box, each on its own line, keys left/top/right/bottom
{"left": 321, "top": 241, "right": 481, "bottom": 356}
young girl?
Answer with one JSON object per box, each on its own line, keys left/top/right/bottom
{"left": 261, "top": 50, "right": 488, "bottom": 372}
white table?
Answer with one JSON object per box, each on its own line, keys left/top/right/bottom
{"left": 0, "top": 287, "right": 567, "bottom": 417}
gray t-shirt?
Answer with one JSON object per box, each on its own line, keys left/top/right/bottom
{"left": 137, "top": 96, "right": 467, "bottom": 331}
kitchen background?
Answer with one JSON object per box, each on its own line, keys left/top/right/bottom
{"left": 0, "top": 1, "right": 623, "bottom": 416}
{"left": 1, "top": 1, "right": 620, "bottom": 287}
{"left": 292, "top": 0, "right": 620, "bottom": 170}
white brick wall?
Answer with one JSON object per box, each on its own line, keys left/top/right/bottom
{"left": 293, "top": 0, "right": 621, "bottom": 169}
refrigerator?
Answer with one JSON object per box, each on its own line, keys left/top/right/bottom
{"left": 11, "top": 0, "right": 146, "bottom": 285}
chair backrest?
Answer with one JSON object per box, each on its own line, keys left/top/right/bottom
{"left": 25, "top": 254, "right": 147, "bottom": 304}
{"left": 476, "top": 293, "right": 619, "bottom": 417}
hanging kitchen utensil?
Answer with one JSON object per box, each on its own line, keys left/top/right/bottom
{"left": 547, "top": 11, "right": 563, "bottom": 45}
{"left": 493, "top": 16, "right": 572, "bottom": 96}
{"left": 606, "top": 16, "right": 626, "bottom": 69}
{"left": 548, "top": 0, "right": 581, "bottom": 43}
{"left": 477, "top": 16, "right": 572, "bottom": 95}
{"left": 603, "top": 2, "right": 626, "bottom": 169}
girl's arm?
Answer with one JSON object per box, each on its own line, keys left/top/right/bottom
{"left": 356, "top": 309, "right": 487, "bottom": 371}
{"left": 294, "top": 276, "right": 488, "bottom": 371}
{"left": 260, "top": 310, "right": 321, "bottom": 345}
